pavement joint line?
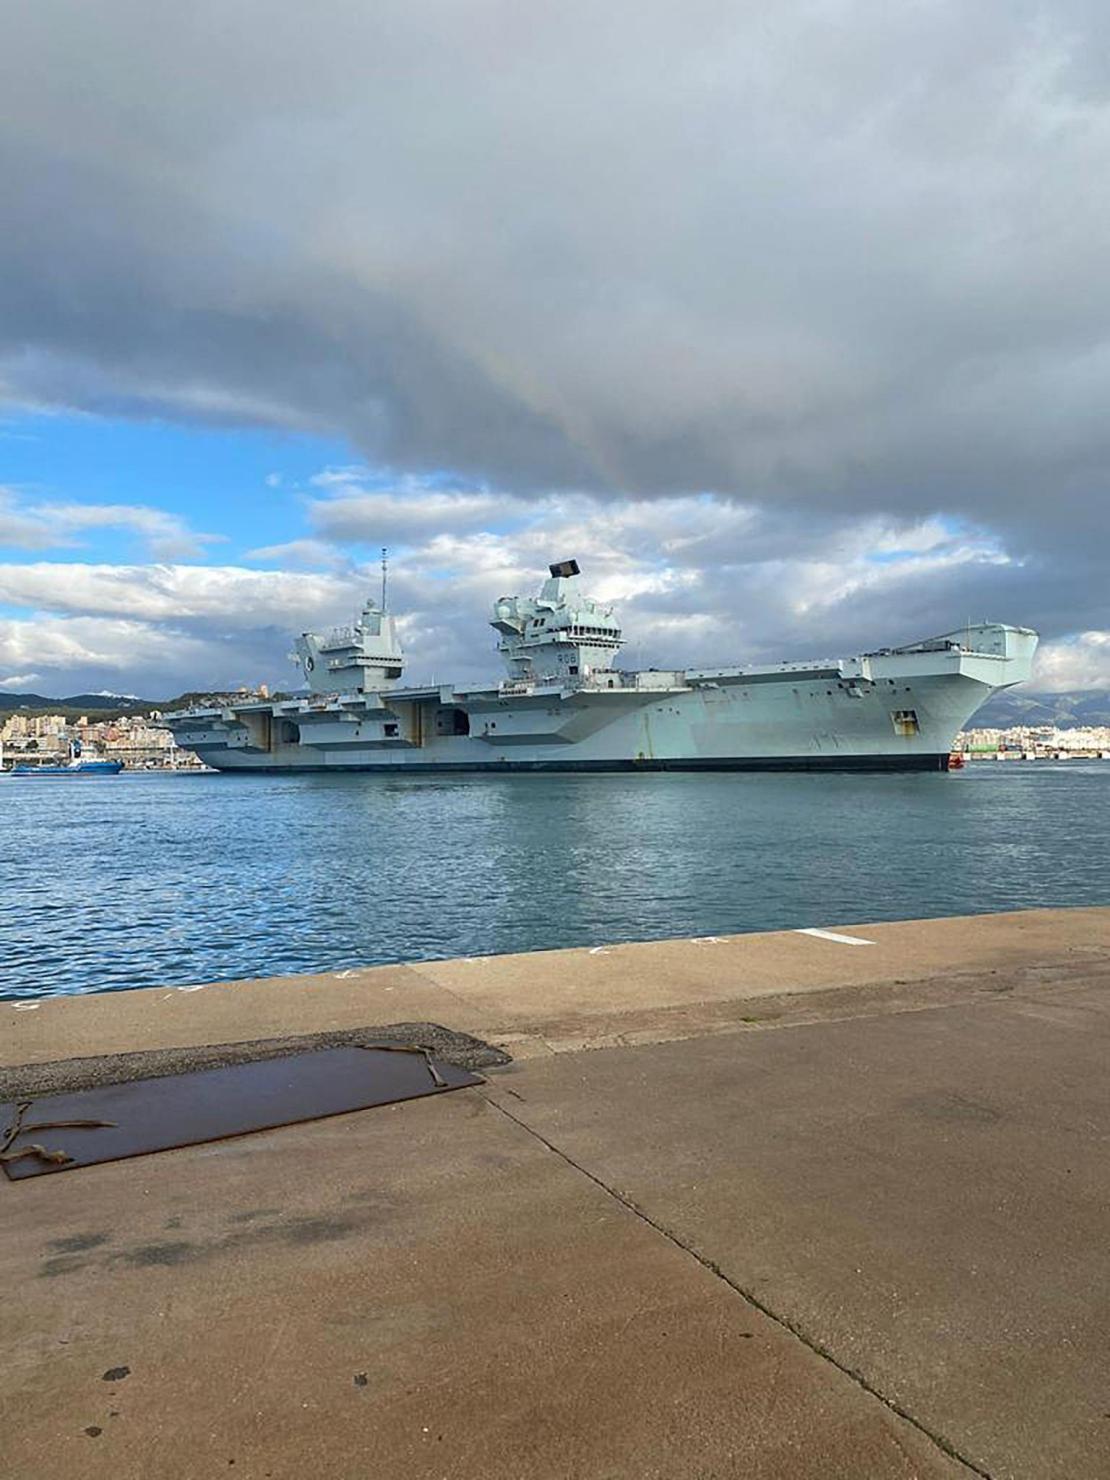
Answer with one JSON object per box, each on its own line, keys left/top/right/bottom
{"left": 480, "top": 1087, "right": 994, "bottom": 1480}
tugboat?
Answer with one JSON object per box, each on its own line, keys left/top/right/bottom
{"left": 7, "top": 738, "right": 123, "bottom": 777}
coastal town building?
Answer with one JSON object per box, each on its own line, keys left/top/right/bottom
{"left": 0, "top": 712, "right": 204, "bottom": 768}
{"left": 956, "top": 724, "right": 1110, "bottom": 759}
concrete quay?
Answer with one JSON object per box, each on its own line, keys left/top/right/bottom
{"left": 2, "top": 906, "right": 1109, "bottom": 1479}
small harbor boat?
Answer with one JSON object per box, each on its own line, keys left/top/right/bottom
{"left": 5, "top": 739, "right": 123, "bottom": 777}
{"left": 10, "top": 758, "right": 123, "bottom": 776}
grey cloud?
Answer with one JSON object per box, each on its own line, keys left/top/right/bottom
{"left": 308, "top": 485, "right": 519, "bottom": 545}
{"left": 2, "top": 5, "right": 1109, "bottom": 509}
{"left": 1, "top": 0, "right": 1109, "bottom": 668}
{"left": 0, "top": 562, "right": 374, "bottom": 695}
{"left": 0, "top": 611, "right": 291, "bottom": 697}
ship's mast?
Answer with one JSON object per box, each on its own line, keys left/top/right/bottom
{"left": 381, "top": 547, "right": 388, "bottom": 612}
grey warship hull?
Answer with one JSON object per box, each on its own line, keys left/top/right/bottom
{"left": 165, "top": 625, "right": 1038, "bottom": 776}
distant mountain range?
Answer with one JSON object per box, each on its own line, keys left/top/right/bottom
{"left": 969, "top": 689, "right": 1110, "bottom": 728}
{"left": 0, "top": 690, "right": 152, "bottom": 710}
{"left": 0, "top": 690, "right": 166, "bottom": 720}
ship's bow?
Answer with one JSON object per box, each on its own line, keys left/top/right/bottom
{"left": 956, "top": 623, "right": 1039, "bottom": 690}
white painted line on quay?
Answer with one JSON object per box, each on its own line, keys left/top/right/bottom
{"left": 794, "top": 927, "right": 876, "bottom": 946}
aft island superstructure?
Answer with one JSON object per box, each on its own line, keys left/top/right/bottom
{"left": 163, "top": 560, "right": 1038, "bottom": 773}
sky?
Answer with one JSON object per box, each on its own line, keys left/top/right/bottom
{"left": 1, "top": 0, "right": 1108, "bottom": 698}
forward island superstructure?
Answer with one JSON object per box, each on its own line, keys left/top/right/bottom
{"left": 163, "top": 560, "right": 1038, "bottom": 773}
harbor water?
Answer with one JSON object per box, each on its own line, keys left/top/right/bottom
{"left": 2, "top": 764, "right": 1108, "bottom": 1000}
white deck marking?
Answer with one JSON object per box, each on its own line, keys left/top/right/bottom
{"left": 588, "top": 946, "right": 611, "bottom": 956}
{"left": 11, "top": 1002, "right": 40, "bottom": 1011}
{"left": 795, "top": 927, "right": 876, "bottom": 946}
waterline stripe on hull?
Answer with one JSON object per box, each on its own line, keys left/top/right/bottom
{"left": 202, "top": 752, "right": 953, "bottom": 776}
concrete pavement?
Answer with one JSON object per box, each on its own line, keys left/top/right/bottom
{"left": 2, "top": 907, "right": 1108, "bottom": 1478}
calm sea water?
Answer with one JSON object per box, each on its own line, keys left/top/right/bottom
{"left": 2, "top": 765, "right": 1108, "bottom": 1001}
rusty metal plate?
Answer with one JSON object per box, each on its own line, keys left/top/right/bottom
{"left": 0, "top": 1046, "right": 481, "bottom": 1180}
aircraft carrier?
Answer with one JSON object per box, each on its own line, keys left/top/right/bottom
{"left": 162, "top": 560, "right": 1038, "bottom": 773}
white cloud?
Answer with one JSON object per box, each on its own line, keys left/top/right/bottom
{"left": 327, "top": 492, "right": 1027, "bottom": 683}
{"left": 308, "top": 467, "right": 374, "bottom": 491}
{"left": 31, "top": 502, "right": 223, "bottom": 560}
{"left": 0, "top": 560, "right": 369, "bottom": 633}
{"left": 0, "top": 487, "right": 222, "bottom": 559}
{"left": 0, "top": 615, "right": 208, "bottom": 677}
{"left": 0, "top": 672, "right": 41, "bottom": 688}
{"left": 305, "top": 470, "right": 517, "bottom": 546}
{"left": 0, "top": 557, "right": 385, "bottom": 693}
{"left": 243, "top": 538, "right": 350, "bottom": 569}
{"left": 0, "top": 488, "right": 58, "bottom": 549}
{"left": 0, "top": 478, "right": 1098, "bottom": 697}
{"left": 779, "top": 540, "right": 1012, "bottom": 619}
{"left": 1032, "top": 631, "right": 1110, "bottom": 691}
{"left": 0, "top": 607, "right": 312, "bottom": 697}
{"left": 311, "top": 490, "right": 513, "bottom": 543}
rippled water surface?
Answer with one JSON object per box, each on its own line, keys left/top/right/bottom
{"left": 2, "top": 764, "right": 1108, "bottom": 999}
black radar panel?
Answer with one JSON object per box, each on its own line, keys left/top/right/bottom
{"left": 549, "top": 559, "right": 581, "bottom": 578}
